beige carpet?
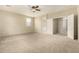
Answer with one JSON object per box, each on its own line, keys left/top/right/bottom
{"left": 0, "top": 33, "right": 79, "bottom": 53}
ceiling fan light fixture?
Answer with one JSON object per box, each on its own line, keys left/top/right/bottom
{"left": 31, "top": 5, "right": 40, "bottom": 12}
{"left": 32, "top": 9, "right": 36, "bottom": 12}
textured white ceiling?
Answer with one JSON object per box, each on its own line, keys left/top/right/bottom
{"left": 0, "top": 5, "right": 76, "bottom": 17}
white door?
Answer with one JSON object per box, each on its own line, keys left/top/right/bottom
{"left": 46, "top": 18, "right": 53, "bottom": 34}
{"left": 67, "top": 14, "right": 74, "bottom": 39}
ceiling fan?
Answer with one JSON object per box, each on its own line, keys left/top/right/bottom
{"left": 31, "top": 5, "right": 40, "bottom": 12}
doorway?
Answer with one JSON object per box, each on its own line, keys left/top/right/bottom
{"left": 53, "top": 17, "right": 67, "bottom": 36}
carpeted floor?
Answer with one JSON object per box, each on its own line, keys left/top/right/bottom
{"left": 0, "top": 33, "right": 79, "bottom": 53}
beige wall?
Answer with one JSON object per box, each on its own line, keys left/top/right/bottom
{"left": 0, "top": 7, "right": 78, "bottom": 39}
{"left": 0, "top": 10, "right": 34, "bottom": 36}
{"left": 35, "top": 7, "right": 77, "bottom": 39}
{"left": 35, "top": 16, "right": 53, "bottom": 34}
{"left": 35, "top": 17, "right": 41, "bottom": 33}
{"left": 77, "top": 7, "right": 79, "bottom": 40}
{"left": 50, "top": 7, "right": 77, "bottom": 18}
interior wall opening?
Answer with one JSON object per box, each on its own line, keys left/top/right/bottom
{"left": 53, "top": 17, "right": 67, "bottom": 36}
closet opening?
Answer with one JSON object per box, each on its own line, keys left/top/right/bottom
{"left": 53, "top": 17, "right": 67, "bottom": 36}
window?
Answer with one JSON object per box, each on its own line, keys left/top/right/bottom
{"left": 26, "top": 18, "right": 32, "bottom": 27}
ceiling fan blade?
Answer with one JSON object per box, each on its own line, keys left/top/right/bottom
{"left": 36, "top": 9, "right": 40, "bottom": 11}
{"left": 32, "top": 6, "right": 36, "bottom": 9}
{"left": 32, "top": 5, "right": 39, "bottom": 9}
{"left": 36, "top": 5, "right": 39, "bottom": 8}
